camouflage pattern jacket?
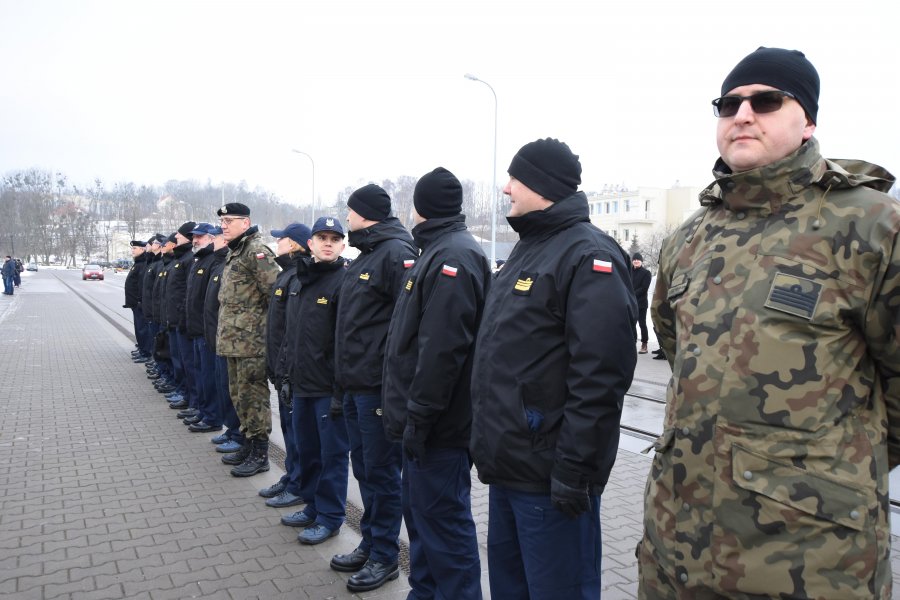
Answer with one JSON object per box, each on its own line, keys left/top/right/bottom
{"left": 642, "top": 138, "right": 899, "bottom": 599}
{"left": 216, "top": 226, "right": 279, "bottom": 357}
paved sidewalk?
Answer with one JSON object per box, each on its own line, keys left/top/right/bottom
{"left": 1, "top": 275, "right": 898, "bottom": 599}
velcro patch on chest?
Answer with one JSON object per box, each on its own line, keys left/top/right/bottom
{"left": 513, "top": 271, "right": 537, "bottom": 296}
{"left": 765, "top": 273, "right": 822, "bottom": 320}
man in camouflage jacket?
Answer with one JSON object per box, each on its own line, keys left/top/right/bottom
{"left": 216, "top": 202, "right": 280, "bottom": 477}
{"left": 640, "top": 47, "right": 900, "bottom": 599}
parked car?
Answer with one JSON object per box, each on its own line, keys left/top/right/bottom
{"left": 82, "top": 264, "right": 104, "bottom": 281}
{"left": 26, "top": 262, "right": 38, "bottom": 271}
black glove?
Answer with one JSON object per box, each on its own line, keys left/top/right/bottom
{"left": 402, "top": 423, "right": 426, "bottom": 463}
{"left": 277, "top": 378, "right": 292, "bottom": 408}
{"left": 328, "top": 396, "right": 343, "bottom": 419}
{"left": 551, "top": 475, "right": 590, "bottom": 519}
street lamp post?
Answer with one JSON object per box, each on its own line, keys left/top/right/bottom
{"left": 464, "top": 73, "right": 498, "bottom": 267}
{"left": 291, "top": 149, "right": 316, "bottom": 224}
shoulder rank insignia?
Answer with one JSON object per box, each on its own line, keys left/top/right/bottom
{"left": 316, "top": 296, "right": 328, "bottom": 305}
{"left": 515, "top": 277, "right": 533, "bottom": 292}
{"left": 359, "top": 272, "right": 370, "bottom": 281}
{"left": 405, "top": 278, "right": 414, "bottom": 292}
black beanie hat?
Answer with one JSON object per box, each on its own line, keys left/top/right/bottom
{"left": 347, "top": 184, "right": 392, "bottom": 221}
{"left": 721, "top": 47, "right": 820, "bottom": 124}
{"left": 414, "top": 167, "right": 463, "bottom": 219}
{"left": 632, "top": 252, "right": 643, "bottom": 262}
{"left": 177, "top": 221, "right": 197, "bottom": 239}
{"left": 508, "top": 138, "right": 582, "bottom": 201}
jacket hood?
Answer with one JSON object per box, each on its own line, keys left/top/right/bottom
{"left": 348, "top": 216, "right": 413, "bottom": 253}
{"left": 411, "top": 214, "right": 467, "bottom": 251}
{"left": 506, "top": 191, "right": 590, "bottom": 239}
{"left": 702, "top": 138, "right": 896, "bottom": 212}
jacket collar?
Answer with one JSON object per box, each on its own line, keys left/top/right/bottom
{"left": 506, "top": 191, "right": 590, "bottom": 239}
{"left": 227, "top": 225, "right": 259, "bottom": 251}
{"left": 348, "top": 216, "right": 413, "bottom": 253}
{"left": 700, "top": 138, "right": 826, "bottom": 215}
{"left": 411, "top": 215, "right": 467, "bottom": 251}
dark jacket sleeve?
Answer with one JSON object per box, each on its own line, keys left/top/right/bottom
{"left": 553, "top": 248, "right": 637, "bottom": 489}
{"left": 405, "top": 257, "right": 483, "bottom": 434}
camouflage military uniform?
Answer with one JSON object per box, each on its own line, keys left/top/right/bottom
{"left": 217, "top": 225, "right": 280, "bottom": 441}
{"left": 640, "top": 138, "right": 900, "bottom": 599}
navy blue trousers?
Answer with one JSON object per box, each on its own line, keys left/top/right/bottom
{"left": 194, "top": 337, "right": 221, "bottom": 427}
{"left": 131, "top": 308, "right": 150, "bottom": 356}
{"left": 487, "top": 485, "right": 601, "bottom": 600}
{"left": 167, "top": 329, "right": 184, "bottom": 390}
{"left": 175, "top": 331, "right": 199, "bottom": 410}
{"left": 402, "top": 447, "right": 482, "bottom": 600}
{"left": 292, "top": 394, "right": 349, "bottom": 531}
{"left": 344, "top": 392, "right": 402, "bottom": 564}
{"left": 215, "top": 354, "right": 243, "bottom": 443}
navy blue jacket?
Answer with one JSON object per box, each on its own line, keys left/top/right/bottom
{"left": 382, "top": 215, "right": 491, "bottom": 449}
{"left": 281, "top": 256, "right": 346, "bottom": 397}
{"left": 335, "top": 217, "right": 416, "bottom": 395}
{"left": 470, "top": 192, "right": 637, "bottom": 494}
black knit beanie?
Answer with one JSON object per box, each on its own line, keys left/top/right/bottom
{"left": 347, "top": 184, "right": 391, "bottom": 221}
{"left": 414, "top": 167, "right": 463, "bottom": 219}
{"left": 507, "top": 138, "right": 582, "bottom": 201}
{"left": 721, "top": 47, "right": 820, "bottom": 124}
{"left": 177, "top": 221, "right": 196, "bottom": 238}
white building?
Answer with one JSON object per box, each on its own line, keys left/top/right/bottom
{"left": 587, "top": 183, "right": 700, "bottom": 246}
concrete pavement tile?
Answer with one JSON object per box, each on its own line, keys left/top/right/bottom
{"left": 70, "top": 582, "right": 125, "bottom": 600}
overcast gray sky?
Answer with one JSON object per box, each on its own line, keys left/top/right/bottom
{"left": 1, "top": 0, "right": 897, "bottom": 209}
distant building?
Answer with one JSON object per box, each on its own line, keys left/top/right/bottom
{"left": 586, "top": 183, "right": 699, "bottom": 245}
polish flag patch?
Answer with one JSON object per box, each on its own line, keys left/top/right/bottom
{"left": 592, "top": 259, "right": 612, "bottom": 273}
{"left": 256, "top": 252, "right": 266, "bottom": 259}
{"left": 403, "top": 259, "right": 415, "bottom": 269}
{"left": 441, "top": 264, "right": 458, "bottom": 277}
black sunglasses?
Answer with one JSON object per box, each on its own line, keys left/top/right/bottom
{"left": 711, "top": 90, "right": 796, "bottom": 118}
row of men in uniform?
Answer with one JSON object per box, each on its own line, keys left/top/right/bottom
{"left": 122, "top": 137, "right": 637, "bottom": 599}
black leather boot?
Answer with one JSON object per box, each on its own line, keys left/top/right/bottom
{"left": 221, "top": 443, "right": 251, "bottom": 465}
{"left": 230, "top": 439, "right": 270, "bottom": 477}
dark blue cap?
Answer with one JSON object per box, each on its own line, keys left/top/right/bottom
{"left": 271, "top": 223, "right": 312, "bottom": 251}
{"left": 191, "top": 222, "right": 216, "bottom": 236}
{"left": 310, "top": 216, "right": 345, "bottom": 238}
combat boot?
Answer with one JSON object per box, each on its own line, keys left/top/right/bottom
{"left": 221, "top": 443, "right": 251, "bottom": 466}
{"left": 230, "top": 439, "right": 269, "bottom": 477}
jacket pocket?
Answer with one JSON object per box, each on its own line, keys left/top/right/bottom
{"left": 731, "top": 444, "right": 869, "bottom": 532}
{"left": 519, "top": 379, "right": 563, "bottom": 452}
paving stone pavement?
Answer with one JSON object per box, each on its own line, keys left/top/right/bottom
{"left": 2, "top": 275, "right": 899, "bottom": 599}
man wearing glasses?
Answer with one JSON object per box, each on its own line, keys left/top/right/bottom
{"left": 640, "top": 47, "right": 900, "bottom": 599}
{"left": 215, "top": 203, "right": 280, "bottom": 477}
